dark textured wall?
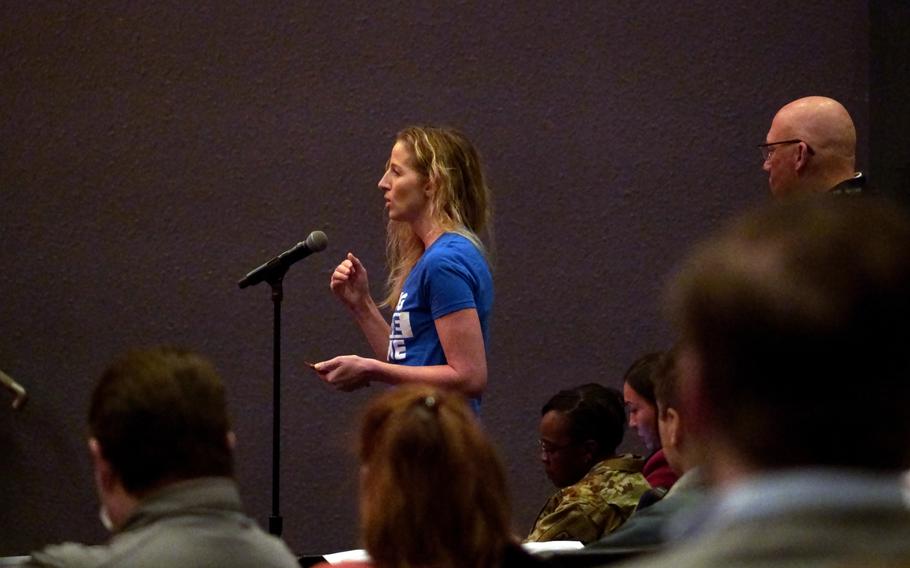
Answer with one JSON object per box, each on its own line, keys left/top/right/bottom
{"left": 871, "top": 1, "right": 910, "bottom": 208}
{"left": 1, "top": 1, "right": 870, "bottom": 557}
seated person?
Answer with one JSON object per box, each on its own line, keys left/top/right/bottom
{"left": 314, "top": 384, "right": 544, "bottom": 568}
{"left": 27, "top": 346, "right": 299, "bottom": 568}
{"left": 619, "top": 198, "right": 910, "bottom": 567}
{"left": 623, "top": 353, "right": 679, "bottom": 498}
{"left": 590, "top": 348, "right": 706, "bottom": 550}
{"left": 526, "top": 384, "right": 650, "bottom": 544}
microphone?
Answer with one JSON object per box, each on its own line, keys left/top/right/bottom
{"left": 238, "top": 231, "right": 328, "bottom": 289}
{"left": 0, "top": 368, "right": 27, "bottom": 410}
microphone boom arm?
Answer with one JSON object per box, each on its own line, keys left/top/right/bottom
{"left": 0, "top": 369, "right": 27, "bottom": 410}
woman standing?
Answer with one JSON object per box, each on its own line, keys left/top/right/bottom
{"left": 314, "top": 127, "right": 493, "bottom": 412}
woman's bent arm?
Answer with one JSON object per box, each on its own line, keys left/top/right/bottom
{"left": 330, "top": 252, "right": 390, "bottom": 359}
{"left": 316, "top": 308, "right": 487, "bottom": 397}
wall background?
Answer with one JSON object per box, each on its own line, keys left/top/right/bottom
{"left": 1, "top": 0, "right": 875, "bottom": 557}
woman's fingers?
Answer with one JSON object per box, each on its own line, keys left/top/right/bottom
{"left": 330, "top": 259, "right": 357, "bottom": 292}
{"left": 311, "top": 356, "right": 372, "bottom": 392}
{"left": 313, "top": 357, "right": 339, "bottom": 373}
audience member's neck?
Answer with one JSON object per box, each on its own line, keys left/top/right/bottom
{"left": 104, "top": 485, "right": 140, "bottom": 531}
{"left": 674, "top": 448, "right": 701, "bottom": 477}
{"left": 106, "top": 476, "right": 181, "bottom": 531}
{"left": 703, "top": 440, "right": 756, "bottom": 489}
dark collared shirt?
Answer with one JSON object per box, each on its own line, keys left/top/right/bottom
{"left": 829, "top": 172, "right": 867, "bottom": 195}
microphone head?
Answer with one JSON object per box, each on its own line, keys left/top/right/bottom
{"left": 306, "top": 230, "right": 328, "bottom": 252}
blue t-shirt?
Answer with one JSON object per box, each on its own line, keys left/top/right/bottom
{"left": 387, "top": 232, "right": 493, "bottom": 412}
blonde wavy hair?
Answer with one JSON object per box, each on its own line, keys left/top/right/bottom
{"left": 358, "top": 384, "right": 513, "bottom": 568}
{"left": 382, "top": 126, "right": 493, "bottom": 308}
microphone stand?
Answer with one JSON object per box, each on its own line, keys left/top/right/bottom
{"left": 238, "top": 233, "right": 328, "bottom": 537}
{"left": 265, "top": 268, "right": 288, "bottom": 537}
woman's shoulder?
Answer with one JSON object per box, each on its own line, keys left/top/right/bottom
{"left": 434, "top": 231, "right": 479, "bottom": 249}
{"left": 424, "top": 232, "right": 487, "bottom": 266}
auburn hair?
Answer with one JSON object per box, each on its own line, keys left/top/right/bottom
{"left": 358, "top": 385, "right": 512, "bottom": 568}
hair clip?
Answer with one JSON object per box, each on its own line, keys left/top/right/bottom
{"left": 424, "top": 395, "right": 436, "bottom": 409}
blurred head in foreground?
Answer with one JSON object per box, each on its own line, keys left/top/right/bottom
{"left": 668, "top": 197, "right": 910, "bottom": 480}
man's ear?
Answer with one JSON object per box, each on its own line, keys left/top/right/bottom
{"left": 88, "top": 437, "right": 103, "bottom": 466}
{"left": 794, "top": 141, "right": 812, "bottom": 172}
{"left": 88, "top": 437, "right": 116, "bottom": 491}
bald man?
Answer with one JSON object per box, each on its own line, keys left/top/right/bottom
{"left": 760, "top": 96, "right": 865, "bottom": 198}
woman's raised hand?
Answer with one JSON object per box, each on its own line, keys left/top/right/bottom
{"left": 330, "top": 252, "right": 372, "bottom": 311}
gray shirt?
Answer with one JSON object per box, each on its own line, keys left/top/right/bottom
{"left": 28, "top": 477, "right": 299, "bottom": 568}
{"left": 619, "top": 470, "right": 910, "bottom": 568}
{"left": 588, "top": 467, "right": 705, "bottom": 550}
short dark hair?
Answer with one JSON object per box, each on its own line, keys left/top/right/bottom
{"left": 89, "top": 347, "right": 234, "bottom": 495}
{"left": 542, "top": 383, "right": 626, "bottom": 458}
{"left": 668, "top": 197, "right": 910, "bottom": 471}
{"left": 622, "top": 352, "right": 663, "bottom": 407}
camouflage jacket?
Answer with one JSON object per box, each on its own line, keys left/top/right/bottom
{"left": 526, "top": 454, "right": 650, "bottom": 544}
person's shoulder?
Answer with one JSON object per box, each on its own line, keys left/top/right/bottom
{"left": 621, "top": 499, "right": 910, "bottom": 568}
{"left": 828, "top": 171, "right": 868, "bottom": 196}
{"left": 27, "top": 541, "right": 111, "bottom": 567}
{"left": 559, "top": 465, "right": 636, "bottom": 504}
{"left": 576, "top": 458, "right": 650, "bottom": 504}
{"left": 603, "top": 454, "right": 646, "bottom": 473}
{"left": 589, "top": 455, "right": 649, "bottom": 487}
{"left": 130, "top": 510, "right": 299, "bottom": 566}
{"left": 643, "top": 450, "right": 679, "bottom": 489}
{"left": 426, "top": 232, "right": 484, "bottom": 259}
{"left": 421, "top": 233, "right": 489, "bottom": 277}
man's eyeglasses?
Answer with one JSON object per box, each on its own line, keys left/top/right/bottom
{"left": 538, "top": 439, "right": 576, "bottom": 456}
{"left": 758, "top": 139, "right": 815, "bottom": 162}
